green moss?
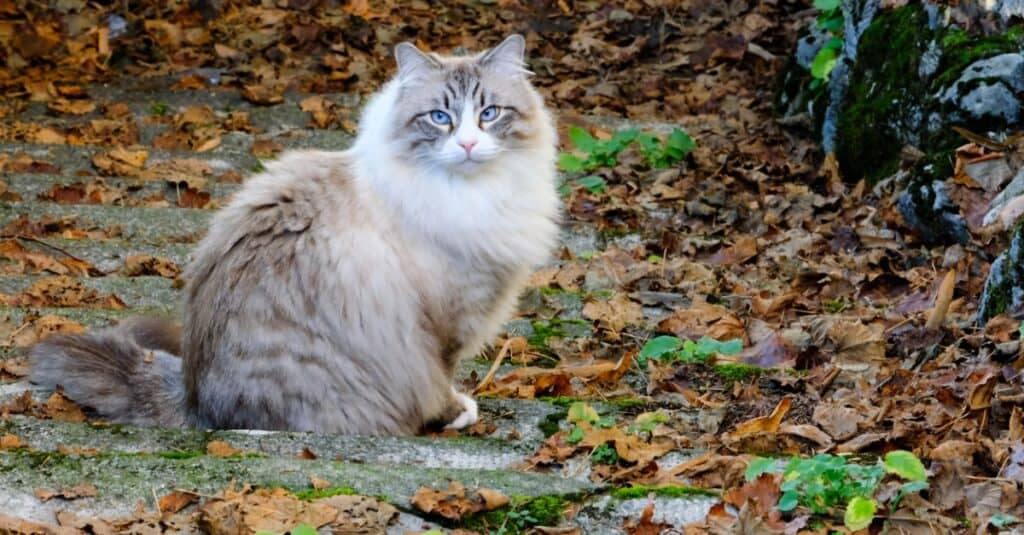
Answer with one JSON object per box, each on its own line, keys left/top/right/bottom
{"left": 979, "top": 221, "right": 1024, "bottom": 321}
{"left": 539, "top": 287, "right": 582, "bottom": 297}
{"left": 612, "top": 485, "right": 720, "bottom": 500}
{"left": 527, "top": 318, "right": 591, "bottom": 349}
{"left": 291, "top": 486, "right": 358, "bottom": 500}
{"left": 538, "top": 396, "right": 646, "bottom": 410}
{"left": 538, "top": 410, "right": 567, "bottom": 438}
{"left": 836, "top": 5, "right": 930, "bottom": 183}
{"left": 933, "top": 26, "right": 1024, "bottom": 90}
{"left": 155, "top": 450, "right": 205, "bottom": 460}
{"left": 836, "top": 5, "right": 1024, "bottom": 184}
{"left": 713, "top": 364, "right": 768, "bottom": 383}
{"left": 462, "top": 495, "right": 571, "bottom": 534}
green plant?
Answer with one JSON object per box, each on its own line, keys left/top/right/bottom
{"left": 823, "top": 299, "right": 847, "bottom": 313}
{"left": 591, "top": 442, "right": 620, "bottom": 465}
{"left": 809, "top": 0, "right": 845, "bottom": 88}
{"left": 628, "top": 411, "right": 667, "bottom": 435}
{"left": 745, "top": 451, "right": 929, "bottom": 531}
{"left": 636, "top": 335, "right": 743, "bottom": 369}
{"left": 558, "top": 126, "right": 694, "bottom": 175}
{"left": 565, "top": 402, "right": 613, "bottom": 444}
{"left": 150, "top": 101, "right": 169, "bottom": 116}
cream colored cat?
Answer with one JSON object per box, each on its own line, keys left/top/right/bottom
{"left": 30, "top": 35, "right": 561, "bottom": 435}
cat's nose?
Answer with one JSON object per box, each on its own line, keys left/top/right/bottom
{"left": 458, "top": 140, "right": 478, "bottom": 154}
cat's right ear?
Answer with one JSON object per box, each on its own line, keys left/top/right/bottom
{"left": 394, "top": 42, "right": 439, "bottom": 81}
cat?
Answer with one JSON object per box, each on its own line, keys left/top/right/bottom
{"left": 29, "top": 34, "right": 561, "bottom": 435}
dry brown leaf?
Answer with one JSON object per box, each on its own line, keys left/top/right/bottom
{"left": 729, "top": 397, "right": 792, "bottom": 439}
{"left": 48, "top": 98, "right": 96, "bottom": 115}
{"left": 410, "top": 481, "right": 508, "bottom": 521}
{"left": 582, "top": 293, "right": 644, "bottom": 338}
{"left": 242, "top": 84, "right": 284, "bottom": 105}
{"left": 206, "top": 440, "right": 242, "bottom": 457}
{"left": 623, "top": 501, "right": 671, "bottom": 535}
{"left": 91, "top": 148, "right": 148, "bottom": 176}
{"left": 0, "top": 513, "right": 77, "bottom": 535}
{"left": 121, "top": 255, "right": 182, "bottom": 278}
{"left": 0, "top": 433, "right": 23, "bottom": 450}
{"left": 198, "top": 486, "right": 336, "bottom": 533}
{"left": 35, "top": 482, "right": 97, "bottom": 502}
{"left": 2, "top": 276, "right": 125, "bottom": 309}
{"left": 158, "top": 491, "right": 198, "bottom": 514}
{"left": 45, "top": 391, "right": 86, "bottom": 422}
{"left": 178, "top": 187, "right": 212, "bottom": 209}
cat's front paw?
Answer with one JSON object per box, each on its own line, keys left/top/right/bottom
{"left": 444, "top": 391, "right": 478, "bottom": 430}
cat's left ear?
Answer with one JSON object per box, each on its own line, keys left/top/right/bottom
{"left": 395, "top": 42, "right": 440, "bottom": 81}
{"left": 480, "top": 34, "right": 529, "bottom": 77}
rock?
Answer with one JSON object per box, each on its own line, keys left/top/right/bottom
{"left": 941, "top": 53, "right": 1024, "bottom": 94}
{"left": 979, "top": 222, "right": 1024, "bottom": 322}
{"left": 959, "top": 82, "right": 1020, "bottom": 122}
{"left": 778, "top": 3, "right": 1024, "bottom": 192}
{"left": 795, "top": 26, "right": 831, "bottom": 70}
{"left": 939, "top": 53, "right": 1024, "bottom": 123}
{"left": 897, "top": 179, "right": 970, "bottom": 245}
{"left": 984, "top": 167, "right": 1024, "bottom": 227}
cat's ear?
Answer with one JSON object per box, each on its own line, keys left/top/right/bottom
{"left": 394, "top": 42, "right": 439, "bottom": 81}
{"left": 480, "top": 34, "right": 529, "bottom": 77}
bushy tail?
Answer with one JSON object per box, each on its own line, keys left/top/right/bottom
{"left": 29, "top": 317, "right": 187, "bottom": 428}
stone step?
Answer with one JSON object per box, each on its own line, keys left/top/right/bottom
{"left": 0, "top": 275, "right": 181, "bottom": 310}
{"left": 15, "top": 82, "right": 361, "bottom": 134}
{"left": 0, "top": 447, "right": 598, "bottom": 524}
{"left": 2, "top": 395, "right": 553, "bottom": 468}
{"left": 3, "top": 172, "right": 241, "bottom": 203}
{"left": 0, "top": 237, "right": 193, "bottom": 274}
{"left": 0, "top": 201, "right": 212, "bottom": 242}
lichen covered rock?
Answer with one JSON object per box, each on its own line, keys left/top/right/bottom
{"left": 779, "top": 3, "right": 1023, "bottom": 245}
{"left": 836, "top": 5, "right": 1023, "bottom": 184}
{"left": 979, "top": 222, "right": 1024, "bottom": 323}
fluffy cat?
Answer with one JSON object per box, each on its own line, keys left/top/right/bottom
{"left": 30, "top": 35, "right": 561, "bottom": 435}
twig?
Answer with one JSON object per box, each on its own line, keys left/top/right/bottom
{"left": 13, "top": 235, "right": 90, "bottom": 264}
{"left": 472, "top": 338, "right": 513, "bottom": 395}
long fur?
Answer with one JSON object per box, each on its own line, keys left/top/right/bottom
{"left": 29, "top": 317, "right": 186, "bottom": 427}
{"left": 29, "top": 36, "right": 560, "bottom": 434}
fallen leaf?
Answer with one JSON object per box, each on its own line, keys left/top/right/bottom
{"left": 35, "top": 482, "right": 96, "bottom": 501}
{"left": 206, "top": 440, "right": 241, "bottom": 457}
{"left": 0, "top": 433, "right": 23, "bottom": 449}
{"left": 158, "top": 491, "right": 198, "bottom": 514}
{"left": 121, "top": 255, "right": 182, "bottom": 278}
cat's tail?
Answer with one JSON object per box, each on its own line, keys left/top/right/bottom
{"left": 29, "top": 317, "right": 187, "bottom": 428}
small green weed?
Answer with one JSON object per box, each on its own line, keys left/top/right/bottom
{"left": 565, "top": 402, "right": 613, "bottom": 445}
{"left": 591, "top": 442, "right": 620, "bottom": 465}
{"left": 627, "top": 411, "right": 666, "bottom": 435}
{"left": 809, "top": 0, "right": 845, "bottom": 89}
{"left": 150, "top": 101, "right": 169, "bottom": 116}
{"left": 558, "top": 126, "right": 694, "bottom": 174}
{"left": 745, "top": 450, "right": 929, "bottom": 531}
{"left": 636, "top": 335, "right": 743, "bottom": 369}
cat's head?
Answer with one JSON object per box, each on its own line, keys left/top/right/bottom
{"left": 384, "top": 35, "right": 552, "bottom": 173}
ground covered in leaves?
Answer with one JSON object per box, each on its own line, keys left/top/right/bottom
{"left": 1, "top": 0, "right": 1022, "bottom": 534}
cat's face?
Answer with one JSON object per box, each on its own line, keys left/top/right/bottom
{"left": 389, "top": 36, "right": 545, "bottom": 173}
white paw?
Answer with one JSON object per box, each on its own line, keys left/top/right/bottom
{"left": 444, "top": 391, "right": 478, "bottom": 430}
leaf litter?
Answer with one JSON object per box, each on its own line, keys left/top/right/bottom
{"left": 0, "top": 0, "right": 1020, "bottom": 532}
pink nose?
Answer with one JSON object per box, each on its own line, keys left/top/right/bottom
{"left": 458, "top": 140, "right": 477, "bottom": 154}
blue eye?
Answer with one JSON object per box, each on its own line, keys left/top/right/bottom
{"left": 429, "top": 110, "right": 451, "bottom": 125}
{"left": 479, "top": 106, "right": 499, "bottom": 122}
